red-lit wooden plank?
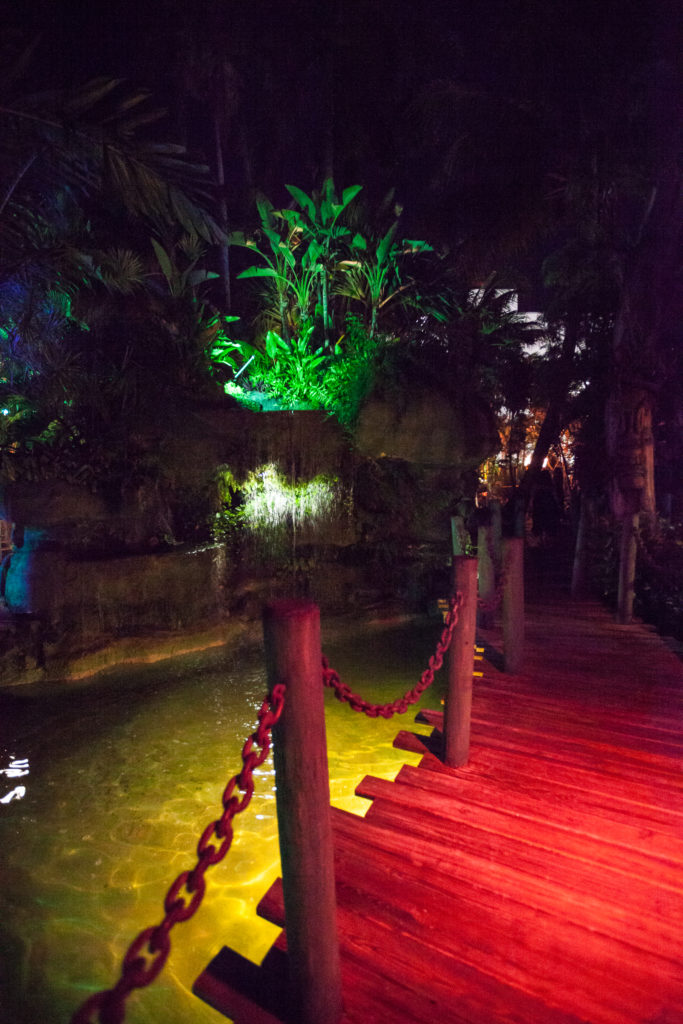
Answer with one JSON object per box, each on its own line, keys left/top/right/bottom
{"left": 399, "top": 728, "right": 683, "bottom": 839}
{"left": 330, "top": 805, "right": 681, "bottom": 960}
{"left": 414, "top": 751, "right": 683, "bottom": 836}
{"left": 469, "top": 686, "right": 683, "bottom": 737}
{"left": 346, "top": 794, "right": 682, "bottom": 945}
{"left": 416, "top": 706, "right": 683, "bottom": 793}
{"left": 261, "top": 826, "right": 683, "bottom": 988}
{"left": 357, "top": 774, "right": 683, "bottom": 897}
{"left": 334, "top": 845, "right": 681, "bottom": 1024}
{"left": 469, "top": 699, "right": 683, "bottom": 753}
{"left": 450, "top": 709, "right": 683, "bottom": 781}
{"left": 390, "top": 763, "right": 683, "bottom": 860}
{"left": 197, "top": 586, "right": 683, "bottom": 1024}
{"left": 328, "top": 808, "right": 683, "bottom": 1023}
{"left": 469, "top": 707, "right": 683, "bottom": 761}
{"left": 419, "top": 708, "right": 683, "bottom": 786}
{"left": 469, "top": 725, "right": 683, "bottom": 790}
{"left": 393, "top": 724, "right": 446, "bottom": 765}
{"left": 258, "top": 876, "right": 592, "bottom": 1024}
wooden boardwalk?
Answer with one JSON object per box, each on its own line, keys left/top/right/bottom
{"left": 195, "top": 588, "right": 683, "bottom": 1024}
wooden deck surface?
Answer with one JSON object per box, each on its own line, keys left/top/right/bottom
{"left": 195, "top": 585, "right": 683, "bottom": 1024}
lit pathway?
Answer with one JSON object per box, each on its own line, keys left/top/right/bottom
{"left": 196, "top": 584, "right": 683, "bottom": 1023}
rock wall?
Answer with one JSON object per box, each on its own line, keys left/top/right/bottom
{"left": 0, "top": 394, "right": 496, "bottom": 683}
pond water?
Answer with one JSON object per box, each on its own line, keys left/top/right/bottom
{"left": 0, "top": 615, "right": 446, "bottom": 1024}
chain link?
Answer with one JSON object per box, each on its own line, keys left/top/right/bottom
{"left": 322, "top": 593, "right": 462, "bottom": 717}
{"left": 71, "top": 684, "right": 286, "bottom": 1024}
{"left": 72, "top": 594, "right": 466, "bottom": 1020}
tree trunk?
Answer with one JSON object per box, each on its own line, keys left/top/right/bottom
{"left": 606, "top": 25, "right": 682, "bottom": 528}
{"left": 605, "top": 17, "right": 681, "bottom": 610}
{"left": 616, "top": 497, "right": 640, "bottom": 624}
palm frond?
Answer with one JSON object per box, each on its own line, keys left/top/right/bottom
{"left": 94, "top": 248, "right": 147, "bottom": 294}
{"left": 1, "top": 70, "right": 223, "bottom": 253}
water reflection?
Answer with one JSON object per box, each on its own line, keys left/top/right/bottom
{"left": 0, "top": 616, "right": 442, "bottom": 1024}
{"left": 1, "top": 754, "right": 29, "bottom": 804}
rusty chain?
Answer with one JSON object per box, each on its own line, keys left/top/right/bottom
{"left": 71, "top": 594, "right": 467, "bottom": 1020}
{"left": 322, "top": 593, "right": 462, "bottom": 717}
{"left": 71, "top": 684, "right": 286, "bottom": 1024}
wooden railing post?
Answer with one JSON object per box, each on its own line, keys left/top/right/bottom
{"left": 477, "top": 520, "right": 496, "bottom": 629}
{"left": 502, "top": 537, "right": 525, "bottom": 673}
{"left": 443, "top": 556, "right": 478, "bottom": 768}
{"left": 263, "top": 601, "right": 342, "bottom": 1024}
{"left": 616, "top": 507, "right": 639, "bottom": 624}
{"left": 450, "top": 514, "right": 467, "bottom": 556}
{"left": 490, "top": 498, "right": 503, "bottom": 565}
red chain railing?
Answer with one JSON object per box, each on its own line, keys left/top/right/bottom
{"left": 71, "top": 684, "right": 286, "bottom": 1024}
{"left": 322, "top": 593, "right": 462, "bottom": 717}
{"left": 72, "top": 595, "right": 465, "bottom": 1022}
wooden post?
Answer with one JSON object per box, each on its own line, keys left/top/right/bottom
{"left": 450, "top": 514, "right": 467, "bottom": 556}
{"left": 616, "top": 508, "right": 639, "bottom": 624}
{"left": 263, "top": 601, "right": 342, "bottom": 1024}
{"left": 571, "top": 493, "right": 591, "bottom": 598}
{"left": 502, "top": 537, "right": 524, "bottom": 673}
{"left": 443, "top": 556, "right": 478, "bottom": 768}
{"left": 490, "top": 499, "right": 503, "bottom": 565}
{"left": 477, "top": 522, "right": 495, "bottom": 629}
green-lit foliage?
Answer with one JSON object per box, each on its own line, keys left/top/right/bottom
{"left": 229, "top": 193, "right": 319, "bottom": 343}
{"left": 251, "top": 326, "right": 327, "bottom": 409}
{"left": 209, "top": 465, "right": 242, "bottom": 541}
{"left": 316, "top": 316, "right": 384, "bottom": 426}
{"left": 230, "top": 179, "right": 434, "bottom": 347}
{"left": 214, "top": 180, "right": 439, "bottom": 425}
{"left": 280, "top": 180, "right": 363, "bottom": 345}
{"left": 211, "top": 314, "right": 386, "bottom": 426}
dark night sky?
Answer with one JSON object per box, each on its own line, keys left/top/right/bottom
{"left": 4, "top": 0, "right": 678, "bottom": 249}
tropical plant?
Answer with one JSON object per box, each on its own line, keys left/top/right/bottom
{"left": 280, "top": 179, "right": 363, "bottom": 345}
{"left": 404, "top": 3, "right": 680, "bottom": 623}
{"left": 0, "top": 38, "right": 231, "bottom": 492}
{"left": 222, "top": 180, "right": 448, "bottom": 426}
{"left": 336, "top": 221, "right": 435, "bottom": 338}
{"left": 150, "top": 233, "right": 219, "bottom": 299}
{"left": 249, "top": 326, "right": 328, "bottom": 409}
{"left": 229, "top": 181, "right": 364, "bottom": 348}
{"left": 0, "top": 61, "right": 222, "bottom": 279}
{"left": 210, "top": 312, "right": 387, "bottom": 426}
{"left": 229, "top": 194, "right": 321, "bottom": 343}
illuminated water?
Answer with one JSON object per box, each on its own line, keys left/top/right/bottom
{"left": 0, "top": 616, "right": 445, "bottom": 1024}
